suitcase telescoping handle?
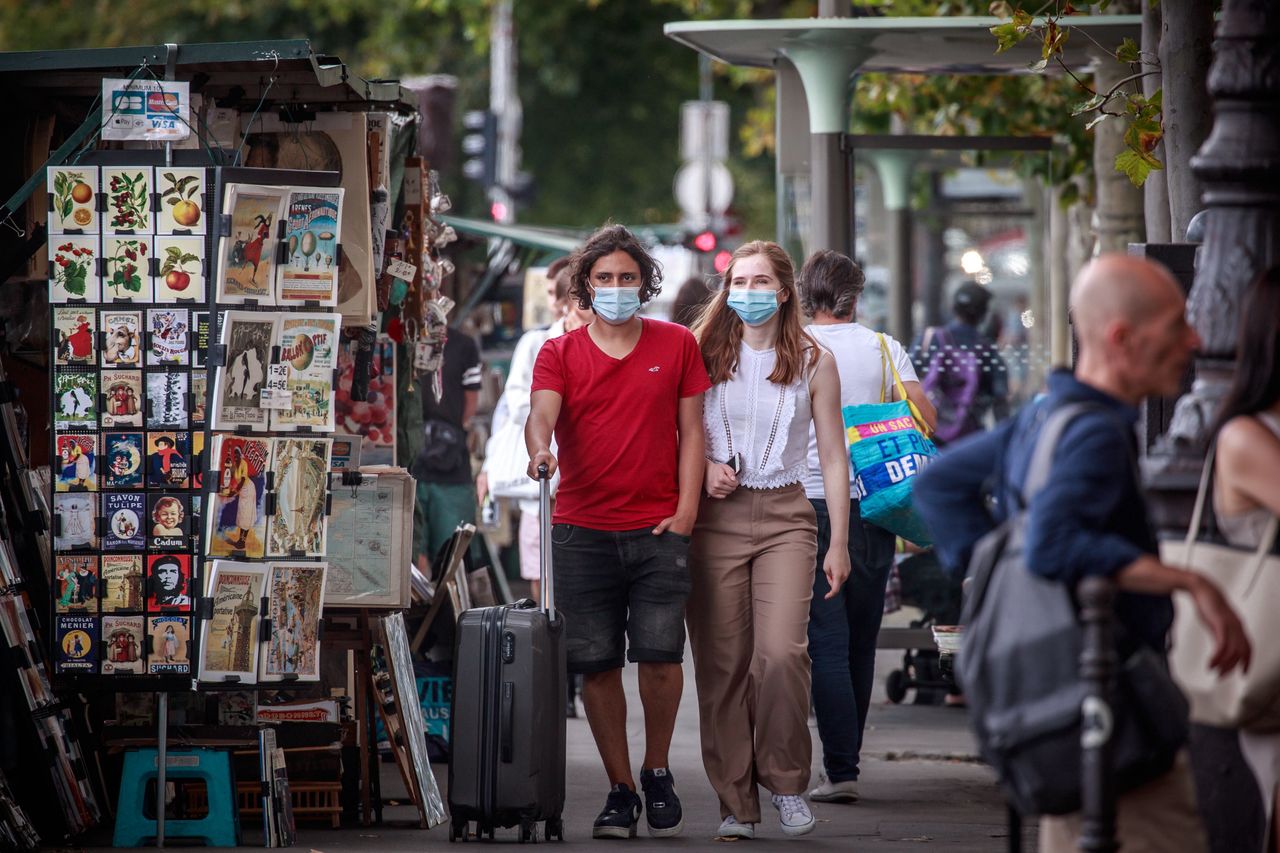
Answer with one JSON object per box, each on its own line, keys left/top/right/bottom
{"left": 538, "top": 463, "right": 555, "bottom": 620}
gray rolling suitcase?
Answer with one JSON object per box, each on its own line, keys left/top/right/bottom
{"left": 448, "top": 465, "right": 566, "bottom": 843}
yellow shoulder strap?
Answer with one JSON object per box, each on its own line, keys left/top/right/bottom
{"left": 878, "top": 333, "right": 933, "bottom": 439}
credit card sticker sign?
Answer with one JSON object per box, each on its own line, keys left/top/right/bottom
{"left": 101, "top": 78, "right": 191, "bottom": 142}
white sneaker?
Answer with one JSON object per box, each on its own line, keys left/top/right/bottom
{"left": 808, "top": 776, "right": 859, "bottom": 803}
{"left": 717, "top": 815, "right": 755, "bottom": 840}
{"left": 771, "top": 793, "right": 816, "bottom": 836}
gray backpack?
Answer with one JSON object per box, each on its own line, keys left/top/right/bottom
{"left": 957, "top": 402, "right": 1188, "bottom": 816}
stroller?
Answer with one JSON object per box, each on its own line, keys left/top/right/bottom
{"left": 882, "top": 549, "right": 964, "bottom": 705}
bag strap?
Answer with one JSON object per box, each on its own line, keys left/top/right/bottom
{"left": 876, "top": 333, "right": 889, "bottom": 404}
{"left": 1021, "top": 402, "right": 1102, "bottom": 502}
{"left": 1185, "top": 446, "right": 1216, "bottom": 548}
{"left": 878, "top": 333, "right": 910, "bottom": 405}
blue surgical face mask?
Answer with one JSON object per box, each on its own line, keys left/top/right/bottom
{"left": 726, "top": 288, "right": 779, "bottom": 326}
{"left": 591, "top": 286, "right": 642, "bottom": 324}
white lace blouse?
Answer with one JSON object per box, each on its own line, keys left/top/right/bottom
{"left": 703, "top": 342, "right": 814, "bottom": 490}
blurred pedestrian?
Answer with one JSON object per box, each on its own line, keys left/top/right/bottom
{"left": 687, "top": 241, "right": 851, "bottom": 840}
{"left": 914, "top": 254, "right": 1251, "bottom": 853}
{"left": 526, "top": 223, "right": 710, "bottom": 839}
{"left": 670, "top": 275, "right": 713, "bottom": 328}
{"left": 1210, "top": 265, "right": 1280, "bottom": 853}
{"left": 796, "top": 250, "right": 936, "bottom": 806}
{"left": 911, "top": 281, "right": 1009, "bottom": 444}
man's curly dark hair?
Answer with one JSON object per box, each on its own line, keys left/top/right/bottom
{"left": 568, "top": 223, "right": 663, "bottom": 311}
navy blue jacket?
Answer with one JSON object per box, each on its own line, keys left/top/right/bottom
{"left": 913, "top": 369, "right": 1172, "bottom": 651}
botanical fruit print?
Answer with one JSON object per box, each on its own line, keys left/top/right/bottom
{"left": 47, "top": 167, "right": 98, "bottom": 234}
{"left": 105, "top": 238, "right": 151, "bottom": 301}
{"left": 48, "top": 238, "right": 99, "bottom": 302}
{"left": 104, "top": 168, "right": 153, "bottom": 234}
{"left": 158, "top": 169, "right": 206, "bottom": 235}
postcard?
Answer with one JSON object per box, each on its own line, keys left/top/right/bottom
{"left": 193, "top": 311, "right": 211, "bottom": 367}
{"left": 148, "top": 615, "right": 191, "bottom": 675}
{"left": 54, "top": 371, "right": 97, "bottom": 431}
{"left": 55, "top": 433, "right": 96, "bottom": 492}
{"left": 145, "top": 370, "right": 188, "bottom": 429}
{"left": 198, "top": 561, "right": 267, "bottom": 683}
{"left": 192, "top": 431, "right": 205, "bottom": 492}
{"left": 266, "top": 438, "right": 331, "bottom": 557}
{"left": 103, "top": 237, "right": 153, "bottom": 302}
{"left": 191, "top": 370, "right": 207, "bottom": 428}
{"left": 156, "top": 169, "right": 207, "bottom": 235}
{"left": 211, "top": 311, "right": 275, "bottom": 431}
{"left": 217, "top": 184, "right": 287, "bottom": 305}
{"left": 272, "top": 314, "right": 341, "bottom": 432}
{"left": 277, "top": 188, "right": 344, "bottom": 305}
{"left": 49, "top": 237, "right": 100, "bottom": 303}
{"left": 100, "top": 310, "right": 143, "bottom": 368}
{"left": 100, "top": 369, "right": 143, "bottom": 429}
{"left": 102, "top": 432, "right": 144, "bottom": 490}
{"left": 103, "top": 167, "right": 154, "bottom": 235}
{"left": 47, "top": 166, "right": 99, "bottom": 234}
{"left": 260, "top": 562, "right": 327, "bottom": 682}
{"left": 100, "top": 554, "right": 144, "bottom": 612}
{"left": 146, "top": 430, "right": 190, "bottom": 489}
{"left": 154, "top": 235, "right": 205, "bottom": 302}
{"left": 206, "top": 435, "right": 269, "bottom": 559}
{"left": 55, "top": 614, "right": 99, "bottom": 674}
{"left": 147, "top": 493, "right": 189, "bottom": 551}
{"left": 53, "top": 492, "right": 98, "bottom": 550}
{"left": 147, "top": 308, "right": 190, "bottom": 366}
{"left": 53, "top": 307, "right": 96, "bottom": 366}
{"left": 335, "top": 335, "right": 396, "bottom": 466}
{"left": 146, "top": 553, "right": 192, "bottom": 611}
{"left": 102, "top": 492, "right": 145, "bottom": 551}
{"left": 54, "top": 555, "right": 98, "bottom": 612}
{"left": 101, "top": 615, "right": 146, "bottom": 674}
{"left": 325, "top": 473, "right": 411, "bottom": 608}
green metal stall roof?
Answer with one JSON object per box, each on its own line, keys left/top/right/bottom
{"left": 443, "top": 215, "right": 581, "bottom": 257}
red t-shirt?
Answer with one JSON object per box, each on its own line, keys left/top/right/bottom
{"left": 532, "top": 318, "right": 711, "bottom": 530}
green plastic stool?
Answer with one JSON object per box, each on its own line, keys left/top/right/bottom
{"left": 113, "top": 747, "right": 239, "bottom": 847}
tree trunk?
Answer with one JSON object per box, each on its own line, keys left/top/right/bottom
{"left": 1142, "top": 0, "right": 1171, "bottom": 243}
{"left": 1160, "top": 0, "right": 1214, "bottom": 241}
{"left": 1091, "top": 28, "right": 1146, "bottom": 254}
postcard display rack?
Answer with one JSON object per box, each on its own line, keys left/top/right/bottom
{"left": 46, "top": 161, "right": 345, "bottom": 699}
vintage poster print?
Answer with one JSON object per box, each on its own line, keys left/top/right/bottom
{"left": 102, "top": 492, "right": 145, "bottom": 551}
{"left": 100, "top": 310, "right": 142, "bottom": 368}
{"left": 100, "top": 554, "right": 144, "bottom": 612}
{"left": 278, "top": 188, "right": 343, "bottom": 305}
{"left": 198, "top": 561, "right": 266, "bottom": 683}
{"left": 147, "top": 308, "right": 190, "bottom": 366}
{"left": 206, "top": 436, "right": 269, "bottom": 559}
{"left": 55, "top": 434, "right": 96, "bottom": 492}
{"left": 100, "top": 370, "right": 143, "bottom": 428}
{"left": 147, "top": 554, "right": 192, "bottom": 610}
{"left": 103, "top": 432, "right": 144, "bottom": 490}
{"left": 273, "top": 314, "right": 341, "bottom": 432}
{"left": 148, "top": 494, "right": 189, "bottom": 550}
{"left": 147, "top": 615, "right": 191, "bottom": 675}
{"left": 54, "top": 371, "right": 97, "bottom": 431}
{"left": 260, "top": 562, "right": 327, "bottom": 682}
{"left": 266, "top": 438, "right": 331, "bottom": 557}
{"left": 147, "top": 430, "right": 190, "bottom": 489}
{"left": 191, "top": 431, "right": 205, "bottom": 492}
{"left": 101, "top": 615, "right": 145, "bottom": 674}
{"left": 191, "top": 370, "right": 207, "bottom": 428}
{"left": 103, "top": 237, "right": 153, "bottom": 302}
{"left": 145, "top": 370, "right": 188, "bottom": 428}
{"left": 217, "top": 184, "right": 286, "bottom": 304}
{"left": 47, "top": 166, "right": 99, "bottom": 234}
{"left": 212, "top": 311, "right": 275, "bottom": 431}
{"left": 56, "top": 614, "right": 99, "bottom": 674}
{"left": 193, "top": 312, "right": 210, "bottom": 367}
{"left": 49, "top": 237, "right": 100, "bottom": 303}
{"left": 54, "top": 493, "right": 97, "bottom": 550}
{"left": 103, "top": 167, "right": 154, "bottom": 235}
{"left": 155, "top": 236, "right": 205, "bottom": 302}
{"left": 336, "top": 335, "right": 395, "bottom": 465}
{"left": 325, "top": 476, "right": 408, "bottom": 608}
{"left": 54, "top": 555, "right": 98, "bottom": 612}
{"left": 53, "top": 307, "right": 96, "bottom": 366}
{"left": 157, "top": 169, "right": 206, "bottom": 235}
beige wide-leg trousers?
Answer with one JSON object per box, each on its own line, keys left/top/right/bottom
{"left": 687, "top": 483, "right": 817, "bottom": 823}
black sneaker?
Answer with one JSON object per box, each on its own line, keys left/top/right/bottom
{"left": 592, "top": 783, "right": 642, "bottom": 839}
{"left": 640, "top": 768, "right": 684, "bottom": 838}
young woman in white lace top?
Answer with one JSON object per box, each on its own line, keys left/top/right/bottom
{"left": 686, "top": 241, "right": 852, "bottom": 840}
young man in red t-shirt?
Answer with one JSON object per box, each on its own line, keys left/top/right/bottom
{"left": 527, "top": 224, "right": 710, "bottom": 839}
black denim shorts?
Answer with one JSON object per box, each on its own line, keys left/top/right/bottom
{"left": 551, "top": 524, "right": 692, "bottom": 673}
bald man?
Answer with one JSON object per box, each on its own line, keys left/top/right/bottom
{"left": 914, "top": 254, "right": 1249, "bottom": 853}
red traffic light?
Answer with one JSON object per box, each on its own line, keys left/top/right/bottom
{"left": 693, "top": 231, "right": 717, "bottom": 253}
{"left": 714, "top": 250, "right": 732, "bottom": 273}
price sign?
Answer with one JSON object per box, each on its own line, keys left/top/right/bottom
{"left": 259, "top": 364, "right": 293, "bottom": 409}
{"left": 386, "top": 258, "right": 417, "bottom": 283}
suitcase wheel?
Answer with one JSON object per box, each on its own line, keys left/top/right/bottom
{"left": 449, "top": 820, "right": 468, "bottom": 842}
{"left": 519, "top": 820, "right": 535, "bottom": 844}
{"left": 545, "top": 816, "right": 564, "bottom": 842}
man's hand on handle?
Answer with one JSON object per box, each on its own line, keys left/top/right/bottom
{"left": 528, "top": 450, "right": 557, "bottom": 481}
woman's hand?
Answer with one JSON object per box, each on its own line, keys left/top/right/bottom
{"left": 476, "top": 471, "right": 489, "bottom": 504}
{"left": 822, "top": 546, "right": 852, "bottom": 599}
{"left": 704, "top": 460, "right": 738, "bottom": 499}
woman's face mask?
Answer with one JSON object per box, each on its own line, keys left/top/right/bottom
{"left": 726, "top": 288, "right": 780, "bottom": 326}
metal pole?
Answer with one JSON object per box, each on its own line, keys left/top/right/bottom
{"left": 156, "top": 691, "right": 168, "bottom": 847}
{"left": 1078, "top": 576, "right": 1119, "bottom": 852}
{"left": 810, "top": 132, "right": 851, "bottom": 255}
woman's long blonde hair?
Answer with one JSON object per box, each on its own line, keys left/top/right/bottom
{"left": 691, "top": 240, "right": 819, "bottom": 386}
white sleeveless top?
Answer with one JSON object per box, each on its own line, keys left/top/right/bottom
{"left": 1215, "top": 412, "right": 1280, "bottom": 549}
{"left": 703, "top": 342, "right": 813, "bottom": 490}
